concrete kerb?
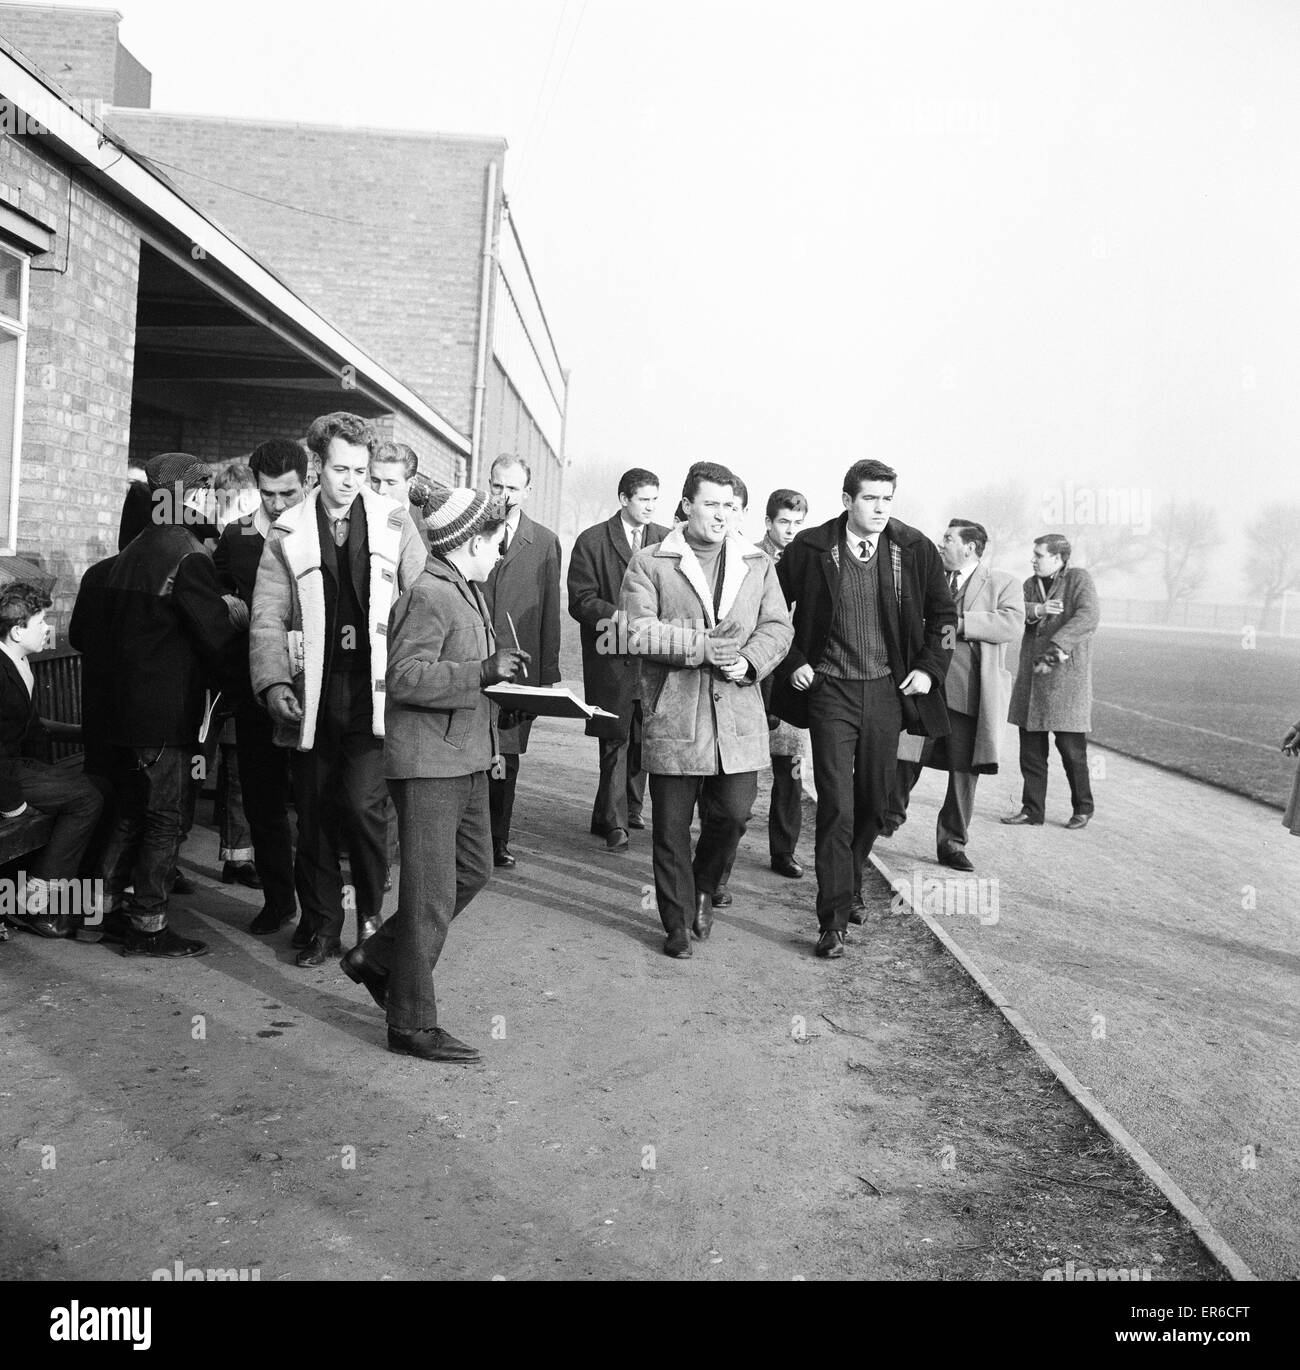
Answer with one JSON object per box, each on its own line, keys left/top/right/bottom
{"left": 867, "top": 845, "right": 1257, "bottom": 1283}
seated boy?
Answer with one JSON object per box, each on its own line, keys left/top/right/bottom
{"left": 0, "top": 584, "right": 104, "bottom": 937}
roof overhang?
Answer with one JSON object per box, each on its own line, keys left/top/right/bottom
{"left": 0, "top": 37, "right": 471, "bottom": 456}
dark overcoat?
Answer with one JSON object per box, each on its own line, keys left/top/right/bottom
{"left": 1007, "top": 565, "right": 1099, "bottom": 733}
{"left": 483, "top": 510, "right": 562, "bottom": 754}
{"left": 567, "top": 513, "right": 672, "bottom": 740}
{"left": 771, "top": 513, "right": 956, "bottom": 737}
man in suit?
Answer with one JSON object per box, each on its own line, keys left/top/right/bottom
{"left": 341, "top": 489, "right": 530, "bottom": 1062}
{"left": 0, "top": 584, "right": 103, "bottom": 937}
{"left": 567, "top": 467, "right": 671, "bottom": 851}
{"left": 886, "top": 519, "right": 1023, "bottom": 870}
{"left": 250, "top": 412, "right": 426, "bottom": 968}
{"left": 772, "top": 459, "right": 956, "bottom": 958}
{"left": 483, "top": 454, "right": 561, "bottom": 869}
{"left": 619, "top": 463, "right": 793, "bottom": 958}
{"left": 214, "top": 438, "right": 307, "bottom": 936}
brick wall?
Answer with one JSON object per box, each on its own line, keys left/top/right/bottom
{"left": 109, "top": 111, "right": 501, "bottom": 440}
{"left": 129, "top": 390, "right": 465, "bottom": 492}
{"left": 0, "top": 5, "right": 125, "bottom": 106}
{"left": 1, "top": 132, "right": 139, "bottom": 628}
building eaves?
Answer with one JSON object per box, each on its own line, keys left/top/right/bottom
{"left": 0, "top": 32, "right": 471, "bottom": 455}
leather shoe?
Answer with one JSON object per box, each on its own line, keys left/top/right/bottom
{"left": 606, "top": 827, "right": 629, "bottom": 851}
{"left": 295, "top": 935, "right": 342, "bottom": 967}
{"left": 122, "top": 926, "right": 209, "bottom": 958}
{"left": 848, "top": 895, "right": 866, "bottom": 925}
{"left": 664, "top": 925, "right": 693, "bottom": 958}
{"left": 248, "top": 906, "right": 295, "bottom": 936}
{"left": 1065, "top": 812, "right": 1091, "bottom": 830}
{"left": 169, "top": 870, "right": 196, "bottom": 896}
{"left": 770, "top": 854, "right": 803, "bottom": 878}
{"left": 290, "top": 920, "right": 313, "bottom": 949}
{"left": 493, "top": 843, "right": 516, "bottom": 869}
{"left": 815, "top": 929, "right": 846, "bottom": 959}
{"left": 628, "top": 814, "right": 646, "bottom": 830}
{"left": 938, "top": 848, "right": 975, "bottom": 872}
{"left": 692, "top": 892, "right": 714, "bottom": 941}
{"left": 222, "top": 861, "right": 262, "bottom": 889}
{"left": 342, "top": 945, "right": 388, "bottom": 1009}
{"left": 1000, "top": 810, "right": 1043, "bottom": 826}
{"left": 711, "top": 886, "right": 733, "bottom": 908}
{"left": 357, "top": 915, "right": 382, "bottom": 945}
{"left": 387, "top": 1026, "right": 481, "bottom": 1063}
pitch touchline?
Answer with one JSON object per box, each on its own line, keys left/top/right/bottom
{"left": 1093, "top": 700, "right": 1277, "bottom": 752}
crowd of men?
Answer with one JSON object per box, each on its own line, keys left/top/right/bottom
{"left": 0, "top": 416, "right": 1103, "bottom": 1060}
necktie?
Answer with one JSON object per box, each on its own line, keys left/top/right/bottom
{"left": 501, "top": 525, "right": 510, "bottom": 558}
{"left": 859, "top": 539, "right": 872, "bottom": 561}
{"left": 948, "top": 570, "right": 959, "bottom": 596}
{"left": 631, "top": 526, "right": 641, "bottom": 552}
{"left": 332, "top": 517, "right": 349, "bottom": 548}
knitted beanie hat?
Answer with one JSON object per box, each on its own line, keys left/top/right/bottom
{"left": 146, "top": 451, "right": 212, "bottom": 493}
{"left": 423, "top": 488, "right": 506, "bottom": 555}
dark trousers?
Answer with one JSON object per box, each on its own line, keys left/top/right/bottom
{"left": 16, "top": 758, "right": 104, "bottom": 883}
{"left": 100, "top": 744, "right": 192, "bottom": 933}
{"left": 714, "top": 751, "right": 802, "bottom": 885}
{"left": 235, "top": 706, "right": 296, "bottom": 919}
{"left": 648, "top": 770, "right": 757, "bottom": 934}
{"left": 364, "top": 773, "right": 491, "bottom": 1032}
{"left": 808, "top": 674, "right": 902, "bottom": 931}
{"left": 592, "top": 703, "right": 646, "bottom": 834}
{"left": 488, "top": 753, "right": 521, "bottom": 846}
{"left": 290, "top": 673, "right": 389, "bottom": 942}
{"left": 768, "top": 753, "right": 803, "bottom": 859}
{"left": 1018, "top": 728, "right": 1093, "bottom": 820}
{"left": 889, "top": 708, "right": 979, "bottom": 853}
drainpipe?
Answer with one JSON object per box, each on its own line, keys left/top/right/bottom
{"left": 469, "top": 160, "right": 498, "bottom": 489}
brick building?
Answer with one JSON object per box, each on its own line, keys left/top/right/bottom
{"left": 0, "top": 3, "right": 567, "bottom": 625}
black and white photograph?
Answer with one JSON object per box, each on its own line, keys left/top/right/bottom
{"left": 0, "top": 0, "right": 1293, "bottom": 1336}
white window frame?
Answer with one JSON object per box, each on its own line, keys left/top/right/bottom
{"left": 0, "top": 246, "right": 29, "bottom": 556}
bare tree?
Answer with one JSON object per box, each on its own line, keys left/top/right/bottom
{"left": 1151, "top": 498, "right": 1222, "bottom": 614}
{"left": 1244, "top": 501, "right": 1300, "bottom": 628}
{"left": 1074, "top": 525, "right": 1151, "bottom": 582}
{"left": 557, "top": 454, "right": 628, "bottom": 547}
{"left": 955, "top": 477, "right": 1038, "bottom": 574}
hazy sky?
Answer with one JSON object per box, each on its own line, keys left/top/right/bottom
{"left": 97, "top": 0, "right": 1300, "bottom": 593}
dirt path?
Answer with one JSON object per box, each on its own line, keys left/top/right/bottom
{"left": 1, "top": 721, "right": 1228, "bottom": 1281}
{"left": 876, "top": 725, "right": 1299, "bottom": 1279}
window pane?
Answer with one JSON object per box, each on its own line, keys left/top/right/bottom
{"left": 0, "top": 330, "right": 16, "bottom": 543}
{"left": 0, "top": 249, "right": 20, "bottom": 320}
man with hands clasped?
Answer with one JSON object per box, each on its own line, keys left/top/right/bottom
{"left": 619, "top": 463, "right": 793, "bottom": 959}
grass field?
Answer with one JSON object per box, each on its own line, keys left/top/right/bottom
{"left": 1089, "top": 628, "right": 1297, "bottom": 810}
{"left": 560, "top": 606, "right": 1298, "bottom": 810}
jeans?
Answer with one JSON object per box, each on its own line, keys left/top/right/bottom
{"left": 808, "top": 674, "right": 902, "bottom": 931}
{"left": 100, "top": 744, "right": 192, "bottom": 933}
{"left": 364, "top": 773, "right": 491, "bottom": 1032}
{"left": 214, "top": 741, "right": 253, "bottom": 863}
{"left": 648, "top": 770, "right": 757, "bottom": 934}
